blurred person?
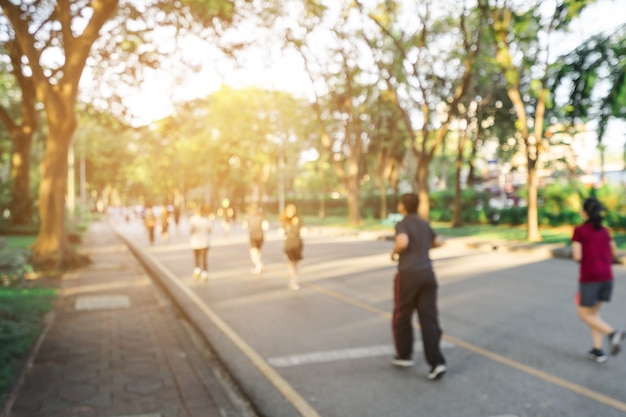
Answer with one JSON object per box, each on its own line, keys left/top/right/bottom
{"left": 173, "top": 205, "right": 181, "bottom": 230}
{"left": 279, "top": 204, "right": 306, "bottom": 290}
{"left": 242, "top": 204, "right": 269, "bottom": 274}
{"left": 217, "top": 198, "right": 234, "bottom": 237}
{"left": 189, "top": 205, "right": 212, "bottom": 281}
{"left": 143, "top": 206, "right": 157, "bottom": 245}
{"left": 390, "top": 193, "right": 446, "bottom": 380}
{"left": 160, "top": 205, "right": 171, "bottom": 242}
{"left": 572, "top": 197, "right": 624, "bottom": 363}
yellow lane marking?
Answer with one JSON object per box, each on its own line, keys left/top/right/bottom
{"left": 305, "top": 282, "right": 626, "bottom": 414}
{"left": 148, "top": 256, "right": 322, "bottom": 417}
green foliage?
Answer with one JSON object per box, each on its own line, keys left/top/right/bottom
{"left": 0, "top": 287, "right": 56, "bottom": 402}
{"left": 551, "top": 24, "right": 626, "bottom": 141}
{"left": 593, "top": 184, "right": 626, "bottom": 230}
{"left": 429, "top": 189, "right": 491, "bottom": 224}
{"left": 0, "top": 239, "right": 33, "bottom": 287}
{"left": 483, "top": 182, "right": 626, "bottom": 230}
{"left": 537, "top": 181, "right": 584, "bottom": 226}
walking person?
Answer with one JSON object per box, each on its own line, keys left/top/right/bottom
{"left": 160, "top": 204, "right": 171, "bottom": 242}
{"left": 243, "top": 204, "right": 269, "bottom": 275}
{"left": 572, "top": 197, "right": 624, "bottom": 363}
{"left": 280, "top": 204, "right": 306, "bottom": 291}
{"left": 189, "top": 205, "right": 212, "bottom": 282}
{"left": 143, "top": 206, "right": 157, "bottom": 245}
{"left": 390, "top": 193, "right": 447, "bottom": 380}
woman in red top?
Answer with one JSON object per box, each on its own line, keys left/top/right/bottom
{"left": 572, "top": 197, "right": 624, "bottom": 363}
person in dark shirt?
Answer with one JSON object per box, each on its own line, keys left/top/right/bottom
{"left": 143, "top": 206, "right": 156, "bottom": 245}
{"left": 572, "top": 197, "right": 624, "bottom": 363}
{"left": 390, "top": 193, "right": 446, "bottom": 380}
{"left": 280, "top": 204, "right": 306, "bottom": 291}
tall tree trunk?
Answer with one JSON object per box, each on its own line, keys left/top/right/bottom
{"left": 466, "top": 132, "right": 480, "bottom": 187}
{"left": 10, "top": 130, "right": 33, "bottom": 225}
{"left": 379, "top": 182, "right": 388, "bottom": 220}
{"left": 346, "top": 170, "right": 361, "bottom": 225}
{"left": 31, "top": 107, "right": 84, "bottom": 269}
{"left": 526, "top": 160, "right": 541, "bottom": 242}
{"left": 415, "top": 159, "right": 430, "bottom": 220}
{"left": 453, "top": 130, "right": 467, "bottom": 228}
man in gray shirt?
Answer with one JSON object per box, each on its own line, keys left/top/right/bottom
{"left": 391, "top": 193, "right": 447, "bottom": 380}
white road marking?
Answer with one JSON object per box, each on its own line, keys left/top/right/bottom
{"left": 75, "top": 295, "right": 131, "bottom": 310}
{"left": 268, "top": 342, "right": 455, "bottom": 368}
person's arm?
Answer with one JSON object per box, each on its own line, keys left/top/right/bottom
{"left": 432, "top": 235, "right": 443, "bottom": 248}
{"left": 610, "top": 240, "right": 617, "bottom": 259}
{"left": 391, "top": 233, "right": 409, "bottom": 261}
{"left": 572, "top": 241, "right": 582, "bottom": 262}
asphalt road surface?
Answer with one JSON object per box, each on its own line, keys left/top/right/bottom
{"left": 114, "top": 215, "right": 626, "bottom": 417}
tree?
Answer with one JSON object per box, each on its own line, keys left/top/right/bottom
{"left": 551, "top": 24, "right": 626, "bottom": 183}
{"left": 0, "top": 25, "right": 39, "bottom": 226}
{"left": 478, "top": 0, "right": 595, "bottom": 241}
{"left": 287, "top": 2, "right": 377, "bottom": 225}
{"left": 73, "top": 106, "right": 137, "bottom": 209}
{"left": 368, "top": 92, "right": 407, "bottom": 218}
{"left": 356, "top": 0, "right": 480, "bottom": 220}
{"left": 0, "top": 0, "right": 249, "bottom": 268}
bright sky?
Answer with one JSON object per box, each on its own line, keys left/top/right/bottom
{"left": 125, "top": 0, "right": 626, "bottom": 152}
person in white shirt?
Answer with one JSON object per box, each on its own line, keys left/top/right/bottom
{"left": 189, "top": 205, "right": 212, "bottom": 281}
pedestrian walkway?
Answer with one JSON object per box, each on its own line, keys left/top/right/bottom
{"left": 3, "top": 221, "right": 255, "bottom": 417}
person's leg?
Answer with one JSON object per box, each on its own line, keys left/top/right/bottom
{"left": 193, "top": 249, "right": 201, "bottom": 279}
{"left": 250, "top": 245, "right": 262, "bottom": 273}
{"left": 200, "top": 247, "right": 209, "bottom": 280}
{"left": 257, "top": 239, "right": 264, "bottom": 271}
{"left": 287, "top": 260, "right": 300, "bottom": 290}
{"left": 578, "top": 303, "right": 614, "bottom": 348}
{"left": 415, "top": 271, "right": 445, "bottom": 369}
{"left": 392, "top": 271, "right": 417, "bottom": 361}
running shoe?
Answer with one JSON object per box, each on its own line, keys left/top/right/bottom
{"left": 193, "top": 267, "right": 201, "bottom": 280}
{"left": 609, "top": 330, "right": 625, "bottom": 356}
{"left": 427, "top": 364, "right": 447, "bottom": 380}
{"left": 586, "top": 349, "right": 608, "bottom": 363}
{"left": 200, "top": 271, "right": 208, "bottom": 281}
{"left": 391, "top": 357, "right": 414, "bottom": 367}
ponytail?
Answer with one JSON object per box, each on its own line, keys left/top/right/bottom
{"left": 582, "top": 197, "right": 604, "bottom": 230}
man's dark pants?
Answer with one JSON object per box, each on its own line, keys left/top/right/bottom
{"left": 393, "top": 269, "right": 446, "bottom": 368}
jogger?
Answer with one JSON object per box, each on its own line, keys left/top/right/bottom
{"left": 393, "top": 270, "right": 445, "bottom": 369}
{"left": 391, "top": 193, "right": 446, "bottom": 380}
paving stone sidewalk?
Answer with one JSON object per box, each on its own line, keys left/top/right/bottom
{"left": 4, "top": 221, "right": 255, "bottom": 417}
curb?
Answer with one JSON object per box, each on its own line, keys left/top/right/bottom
{"left": 114, "top": 229, "right": 259, "bottom": 417}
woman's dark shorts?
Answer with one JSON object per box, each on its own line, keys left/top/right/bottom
{"left": 250, "top": 237, "right": 264, "bottom": 249}
{"left": 285, "top": 240, "right": 303, "bottom": 262}
{"left": 579, "top": 280, "right": 614, "bottom": 307}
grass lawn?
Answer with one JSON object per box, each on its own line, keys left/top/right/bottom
{"left": 0, "top": 286, "right": 57, "bottom": 405}
{"left": 298, "top": 215, "right": 626, "bottom": 249}
{"left": 0, "top": 235, "right": 57, "bottom": 407}
{"left": 3, "top": 235, "right": 36, "bottom": 250}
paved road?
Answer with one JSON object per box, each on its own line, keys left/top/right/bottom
{"left": 114, "top": 215, "right": 626, "bottom": 417}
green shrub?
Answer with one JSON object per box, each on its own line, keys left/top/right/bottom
{"left": 430, "top": 189, "right": 491, "bottom": 224}
{"left": 0, "top": 239, "right": 33, "bottom": 287}
{"left": 0, "top": 287, "right": 56, "bottom": 401}
{"left": 498, "top": 206, "right": 527, "bottom": 225}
